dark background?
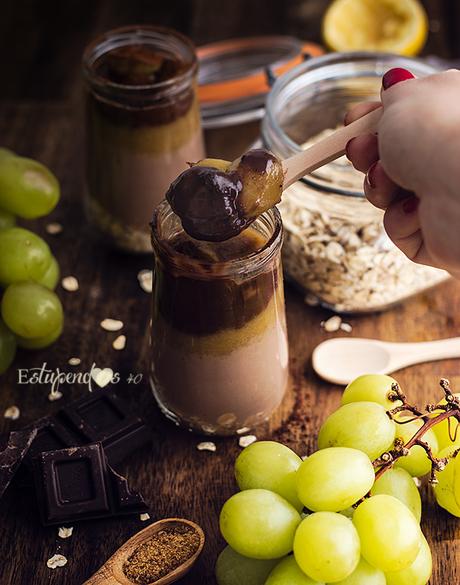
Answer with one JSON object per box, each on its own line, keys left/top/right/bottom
{"left": 1, "top": 2, "right": 460, "bottom": 585}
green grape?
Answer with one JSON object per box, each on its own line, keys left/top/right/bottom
{"left": 235, "top": 441, "right": 303, "bottom": 511}
{"left": 0, "top": 150, "right": 60, "bottom": 219}
{"left": 0, "top": 208, "right": 15, "bottom": 230}
{"left": 432, "top": 446, "right": 460, "bottom": 517}
{"left": 385, "top": 533, "right": 432, "bottom": 585}
{"left": 342, "top": 374, "right": 402, "bottom": 410}
{"left": 371, "top": 467, "right": 422, "bottom": 522}
{"left": 265, "top": 555, "right": 324, "bottom": 584}
{"left": 37, "top": 255, "right": 60, "bottom": 290}
{"left": 293, "top": 512, "right": 360, "bottom": 582}
{"left": 0, "top": 227, "right": 52, "bottom": 286}
{"left": 353, "top": 494, "right": 421, "bottom": 572}
{"left": 318, "top": 401, "right": 396, "bottom": 460}
{"left": 1, "top": 282, "right": 63, "bottom": 339}
{"left": 0, "top": 318, "right": 16, "bottom": 374}
{"left": 16, "top": 320, "right": 63, "bottom": 349}
{"left": 219, "top": 489, "right": 301, "bottom": 559}
{"left": 431, "top": 395, "right": 460, "bottom": 450}
{"left": 296, "top": 447, "right": 374, "bottom": 512}
{"left": 393, "top": 417, "right": 439, "bottom": 477}
{"left": 215, "top": 546, "right": 278, "bottom": 585}
{"left": 334, "top": 557, "right": 386, "bottom": 585}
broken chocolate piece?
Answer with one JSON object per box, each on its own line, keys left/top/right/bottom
{"left": 33, "top": 442, "right": 148, "bottom": 525}
{"left": 0, "top": 428, "right": 37, "bottom": 498}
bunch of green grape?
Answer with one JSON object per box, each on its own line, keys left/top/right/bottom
{"left": 215, "top": 374, "right": 457, "bottom": 585}
{"left": 0, "top": 148, "right": 62, "bottom": 374}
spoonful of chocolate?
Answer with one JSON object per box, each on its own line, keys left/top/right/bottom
{"left": 166, "top": 107, "right": 382, "bottom": 241}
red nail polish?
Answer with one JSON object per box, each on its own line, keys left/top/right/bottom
{"left": 366, "top": 161, "right": 379, "bottom": 189}
{"left": 402, "top": 196, "right": 419, "bottom": 214}
{"left": 382, "top": 68, "right": 414, "bottom": 90}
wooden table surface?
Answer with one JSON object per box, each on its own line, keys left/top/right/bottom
{"left": 1, "top": 1, "right": 460, "bottom": 584}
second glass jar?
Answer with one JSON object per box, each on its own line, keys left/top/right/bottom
{"left": 83, "top": 26, "right": 205, "bottom": 253}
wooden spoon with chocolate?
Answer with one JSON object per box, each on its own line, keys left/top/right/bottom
{"left": 83, "top": 518, "right": 205, "bottom": 585}
{"left": 166, "top": 107, "right": 382, "bottom": 242}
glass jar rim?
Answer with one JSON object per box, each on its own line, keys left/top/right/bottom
{"left": 263, "top": 51, "right": 439, "bottom": 198}
{"left": 151, "top": 200, "right": 283, "bottom": 278}
{"left": 82, "top": 25, "right": 198, "bottom": 96}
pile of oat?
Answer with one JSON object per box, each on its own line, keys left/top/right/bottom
{"left": 280, "top": 181, "right": 448, "bottom": 313}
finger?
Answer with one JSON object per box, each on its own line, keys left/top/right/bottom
{"left": 380, "top": 68, "right": 416, "bottom": 107}
{"left": 383, "top": 195, "right": 422, "bottom": 260}
{"left": 345, "top": 133, "right": 379, "bottom": 173}
{"left": 364, "top": 161, "right": 400, "bottom": 210}
{"left": 344, "top": 101, "right": 381, "bottom": 126}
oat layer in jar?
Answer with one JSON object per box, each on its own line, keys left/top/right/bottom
{"left": 83, "top": 26, "right": 205, "bottom": 253}
{"left": 263, "top": 52, "right": 449, "bottom": 313}
{"left": 150, "top": 201, "right": 288, "bottom": 436}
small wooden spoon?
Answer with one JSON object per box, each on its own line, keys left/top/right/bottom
{"left": 83, "top": 518, "right": 205, "bottom": 585}
{"left": 282, "top": 107, "right": 382, "bottom": 188}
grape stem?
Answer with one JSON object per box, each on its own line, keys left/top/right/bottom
{"left": 372, "top": 379, "right": 460, "bottom": 485}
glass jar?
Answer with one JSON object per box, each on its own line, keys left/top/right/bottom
{"left": 83, "top": 26, "right": 205, "bottom": 253}
{"left": 262, "top": 52, "right": 449, "bottom": 313}
{"left": 150, "top": 201, "right": 288, "bottom": 435}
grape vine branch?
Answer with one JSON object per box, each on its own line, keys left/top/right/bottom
{"left": 373, "top": 378, "right": 460, "bottom": 484}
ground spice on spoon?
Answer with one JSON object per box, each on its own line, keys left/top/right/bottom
{"left": 123, "top": 524, "right": 201, "bottom": 584}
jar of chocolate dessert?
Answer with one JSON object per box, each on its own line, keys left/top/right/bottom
{"left": 83, "top": 26, "right": 205, "bottom": 252}
{"left": 263, "top": 52, "right": 450, "bottom": 313}
{"left": 150, "top": 200, "right": 288, "bottom": 435}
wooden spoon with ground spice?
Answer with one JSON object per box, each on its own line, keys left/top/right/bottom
{"left": 83, "top": 518, "right": 205, "bottom": 585}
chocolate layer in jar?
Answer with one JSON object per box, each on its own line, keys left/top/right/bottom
{"left": 83, "top": 26, "right": 205, "bottom": 252}
{"left": 150, "top": 201, "right": 289, "bottom": 435}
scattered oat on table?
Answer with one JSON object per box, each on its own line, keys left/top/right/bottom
{"left": 47, "top": 554, "right": 68, "bottom": 569}
{"left": 321, "top": 315, "right": 342, "bottom": 333}
{"left": 239, "top": 435, "right": 257, "bottom": 448}
{"left": 137, "top": 269, "right": 153, "bottom": 293}
{"left": 61, "top": 276, "right": 79, "bottom": 292}
{"left": 45, "top": 222, "right": 63, "bottom": 235}
{"left": 58, "top": 527, "right": 73, "bottom": 539}
{"left": 340, "top": 322, "right": 353, "bottom": 333}
{"left": 48, "top": 390, "right": 63, "bottom": 402}
{"left": 4, "top": 406, "right": 20, "bottom": 420}
{"left": 113, "top": 335, "right": 126, "bottom": 351}
{"left": 197, "top": 441, "right": 216, "bottom": 452}
{"left": 304, "top": 293, "right": 319, "bottom": 307}
{"left": 100, "top": 318, "right": 124, "bottom": 332}
{"left": 236, "top": 427, "right": 251, "bottom": 435}
{"left": 140, "top": 513, "right": 150, "bottom": 522}
{"left": 68, "top": 357, "right": 81, "bottom": 366}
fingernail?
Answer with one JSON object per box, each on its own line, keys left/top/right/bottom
{"left": 382, "top": 67, "right": 414, "bottom": 90}
{"left": 402, "top": 196, "right": 419, "bottom": 214}
{"left": 366, "top": 161, "right": 379, "bottom": 189}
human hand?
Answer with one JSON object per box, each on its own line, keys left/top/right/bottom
{"left": 345, "top": 67, "right": 460, "bottom": 278}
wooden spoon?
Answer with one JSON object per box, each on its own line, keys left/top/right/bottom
{"left": 282, "top": 107, "right": 382, "bottom": 188}
{"left": 83, "top": 518, "right": 205, "bottom": 585}
{"left": 312, "top": 336, "right": 460, "bottom": 385}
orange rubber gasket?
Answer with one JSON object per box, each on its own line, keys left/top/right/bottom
{"left": 197, "top": 38, "right": 324, "bottom": 104}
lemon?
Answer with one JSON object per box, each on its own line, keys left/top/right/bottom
{"left": 323, "top": 0, "right": 428, "bottom": 56}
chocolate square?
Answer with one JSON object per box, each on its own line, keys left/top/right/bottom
{"left": 26, "top": 417, "right": 85, "bottom": 462}
{"left": 0, "top": 428, "right": 37, "bottom": 498}
{"left": 37, "top": 444, "right": 110, "bottom": 524}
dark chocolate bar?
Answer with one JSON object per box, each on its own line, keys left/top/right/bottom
{"left": 0, "top": 428, "right": 37, "bottom": 498}
{"left": 26, "top": 389, "right": 151, "bottom": 467}
{"left": 33, "top": 442, "right": 148, "bottom": 525}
